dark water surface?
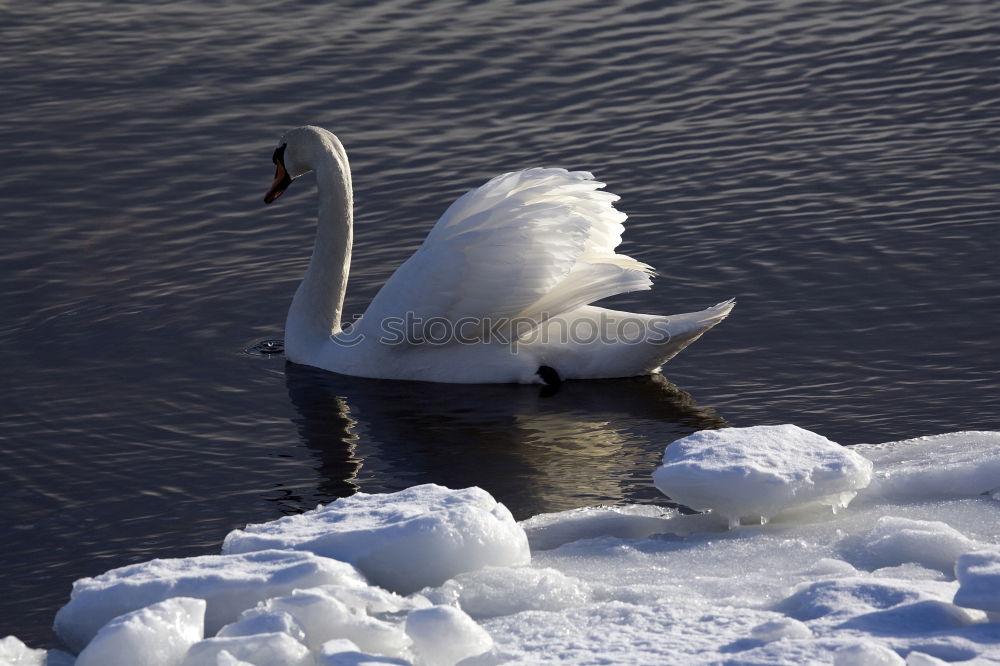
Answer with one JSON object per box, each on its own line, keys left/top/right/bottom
{"left": 1, "top": 0, "right": 998, "bottom": 648}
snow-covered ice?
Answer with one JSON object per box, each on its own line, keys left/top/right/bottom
{"left": 54, "top": 549, "right": 366, "bottom": 653}
{"left": 223, "top": 485, "right": 529, "bottom": 594}
{"left": 652, "top": 424, "right": 873, "bottom": 526}
{"left": 0, "top": 636, "right": 73, "bottom": 666}
{"left": 180, "top": 632, "right": 313, "bottom": 666}
{"left": 404, "top": 606, "right": 493, "bottom": 666}
{"left": 855, "top": 431, "right": 1000, "bottom": 501}
{"left": 4, "top": 427, "right": 1000, "bottom": 665}
{"left": 954, "top": 548, "right": 1000, "bottom": 614}
{"left": 858, "top": 516, "right": 977, "bottom": 574}
{"left": 318, "top": 637, "right": 411, "bottom": 665}
{"left": 247, "top": 588, "right": 411, "bottom": 656}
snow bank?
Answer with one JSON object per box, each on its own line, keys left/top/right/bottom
{"left": 54, "top": 549, "right": 365, "bottom": 653}
{"left": 4, "top": 427, "right": 999, "bottom": 665}
{"left": 223, "top": 484, "right": 529, "bottom": 593}
{"left": 653, "top": 424, "right": 873, "bottom": 526}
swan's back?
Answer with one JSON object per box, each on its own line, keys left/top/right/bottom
{"left": 363, "top": 168, "right": 653, "bottom": 341}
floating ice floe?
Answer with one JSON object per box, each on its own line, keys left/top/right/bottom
{"left": 652, "top": 424, "right": 873, "bottom": 526}
{"left": 223, "top": 484, "right": 529, "bottom": 593}
{"left": 5, "top": 427, "right": 1000, "bottom": 664}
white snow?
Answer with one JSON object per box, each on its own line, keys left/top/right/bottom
{"left": 223, "top": 484, "right": 529, "bottom": 594}
{"left": 833, "top": 641, "right": 906, "bottom": 665}
{"left": 75, "top": 597, "right": 204, "bottom": 666}
{"left": 4, "top": 427, "right": 1000, "bottom": 665}
{"left": 652, "top": 424, "right": 873, "bottom": 526}
{"left": 748, "top": 616, "right": 813, "bottom": 642}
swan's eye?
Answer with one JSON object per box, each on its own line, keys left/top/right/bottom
{"left": 272, "top": 144, "right": 287, "bottom": 166}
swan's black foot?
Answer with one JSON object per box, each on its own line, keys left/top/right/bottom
{"left": 536, "top": 365, "right": 562, "bottom": 397}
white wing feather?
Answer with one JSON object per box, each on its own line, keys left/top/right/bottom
{"left": 362, "top": 168, "right": 653, "bottom": 341}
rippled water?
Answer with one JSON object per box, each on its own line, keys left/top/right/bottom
{"left": 1, "top": 0, "right": 998, "bottom": 647}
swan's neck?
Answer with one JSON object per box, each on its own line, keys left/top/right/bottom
{"left": 286, "top": 141, "right": 353, "bottom": 354}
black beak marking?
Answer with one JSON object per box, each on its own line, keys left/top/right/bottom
{"left": 264, "top": 143, "right": 292, "bottom": 204}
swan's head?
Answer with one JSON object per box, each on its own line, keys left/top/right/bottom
{"left": 264, "top": 126, "right": 345, "bottom": 204}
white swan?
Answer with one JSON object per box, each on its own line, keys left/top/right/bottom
{"left": 264, "top": 126, "right": 733, "bottom": 385}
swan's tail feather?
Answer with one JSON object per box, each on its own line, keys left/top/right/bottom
{"left": 518, "top": 263, "right": 652, "bottom": 330}
{"left": 649, "top": 298, "right": 736, "bottom": 370}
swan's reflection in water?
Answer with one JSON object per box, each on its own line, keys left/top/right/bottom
{"left": 284, "top": 363, "right": 727, "bottom": 519}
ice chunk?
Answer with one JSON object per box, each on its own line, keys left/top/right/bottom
{"left": 854, "top": 431, "right": 1000, "bottom": 501}
{"left": 318, "top": 638, "right": 410, "bottom": 665}
{"left": 405, "top": 605, "right": 493, "bottom": 666}
{"left": 652, "top": 425, "right": 872, "bottom": 526}
{"left": 833, "top": 641, "right": 904, "bottom": 665}
{"left": 859, "top": 516, "right": 977, "bottom": 574}
{"left": 429, "top": 566, "right": 591, "bottom": 619}
{"left": 224, "top": 484, "right": 529, "bottom": 593}
{"left": 0, "top": 636, "right": 73, "bottom": 666}
{"left": 0, "top": 636, "right": 43, "bottom": 665}
{"left": 250, "top": 588, "right": 410, "bottom": 657}
{"left": 953, "top": 548, "right": 1000, "bottom": 613}
{"left": 55, "top": 549, "right": 365, "bottom": 653}
{"left": 217, "top": 609, "right": 307, "bottom": 644}
{"left": 180, "top": 632, "right": 314, "bottom": 666}
{"left": 75, "top": 597, "right": 205, "bottom": 666}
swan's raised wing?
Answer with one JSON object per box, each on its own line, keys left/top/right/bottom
{"left": 362, "top": 168, "right": 653, "bottom": 342}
